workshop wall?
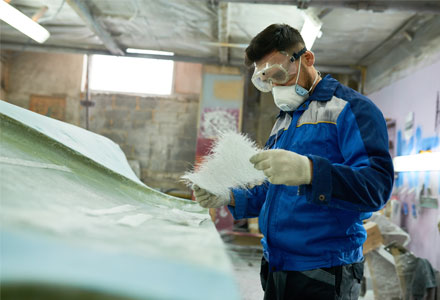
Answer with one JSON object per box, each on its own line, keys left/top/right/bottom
{"left": 241, "top": 70, "right": 279, "bottom": 149}
{"left": 1, "top": 53, "right": 8, "bottom": 100}
{"left": 4, "top": 51, "right": 83, "bottom": 125}
{"left": 87, "top": 92, "right": 199, "bottom": 193}
{"left": 86, "top": 61, "right": 202, "bottom": 193}
{"left": 256, "top": 92, "right": 279, "bottom": 147}
{"left": 1, "top": 50, "right": 202, "bottom": 194}
{"left": 369, "top": 58, "right": 440, "bottom": 270}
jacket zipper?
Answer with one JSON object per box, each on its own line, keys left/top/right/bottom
{"left": 264, "top": 109, "right": 304, "bottom": 268}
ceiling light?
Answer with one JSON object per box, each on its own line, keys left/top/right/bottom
{"left": 300, "top": 12, "right": 322, "bottom": 50}
{"left": 393, "top": 152, "right": 440, "bottom": 172}
{"left": 126, "top": 48, "right": 174, "bottom": 56}
{"left": 0, "top": 1, "right": 50, "bottom": 43}
{"left": 200, "top": 41, "right": 248, "bottom": 49}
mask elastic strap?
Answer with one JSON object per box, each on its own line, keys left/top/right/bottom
{"left": 295, "top": 56, "right": 302, "bottom": 86}
{"left": 308, "top": 70, "right": 320, "bottom": 93}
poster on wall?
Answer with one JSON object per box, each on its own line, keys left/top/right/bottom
{"left": 195, "top": 66, "right": 243, "bottom": 232}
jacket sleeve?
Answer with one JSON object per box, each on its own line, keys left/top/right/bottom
{"left": 304, "top": 97, "right": 394, "bottom": 212}
{"left": 228, "top": 182, "right": 268, "bottom": 219}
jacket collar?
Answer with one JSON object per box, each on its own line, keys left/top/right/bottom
{"left": 307, "top": 74, "right": 339, "bottom": 102}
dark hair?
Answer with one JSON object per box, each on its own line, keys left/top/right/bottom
{"left": 245, "top": 24, "right": 305, "bottom": 66}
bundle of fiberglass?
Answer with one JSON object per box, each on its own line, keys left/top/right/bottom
{"left": 181, "top": 131, "right": 266, "bottom": 199}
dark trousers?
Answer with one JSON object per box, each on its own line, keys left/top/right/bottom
{"left": 260, "top": 257, "right": 364, "bottom": 300}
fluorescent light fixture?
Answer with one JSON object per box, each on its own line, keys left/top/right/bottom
{"left": 0, "top": 1, "right": 50, "bottom": 43}
{"left": 300, "top": 12, "right": 323, "bottom": 50}
{"left": 200, "top": 41, "right": 248, "bottom": 49}
{"left": 126, "top": 48, "right": 174, "bottom": 56}
{"left": 393, "top": 152, "right": 440, "bottom": 172}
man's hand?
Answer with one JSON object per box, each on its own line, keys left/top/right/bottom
{"left": 250, "top": 149, "right": 312, "bottom": 186}
{"left": 192, "top": 185, "right": 231, "bottom": 208}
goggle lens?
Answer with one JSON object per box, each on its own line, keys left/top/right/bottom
{"left": 252, "top": 64, "right": 289, "bottom": 92}
{"left": 250, "top": 48, "right": 307, "bottom": 92}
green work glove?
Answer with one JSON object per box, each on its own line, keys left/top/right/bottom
{"left": 192, "top": 185, "right": 231, "bottom": 208}
{"left": 250, "top": 149, "right": 312, "bottom": 186}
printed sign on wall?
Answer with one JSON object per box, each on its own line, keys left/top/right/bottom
{"left": 195, "top": 66, "right": 244, "bottom": 232}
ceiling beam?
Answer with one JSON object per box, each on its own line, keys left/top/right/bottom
{"left": 357, "top": 14, "right": 427, "bottom": 66}
{"left": 218, "top": 2, "right": 230, "bottom": 64}
{"left": 0, "top": 42, "right": 359, "bottom": 74}
{"left": 363, "top": 14, "right": 440, "bottom": 94}
{"left": 0, "top": 42, "right": 221, "bottom": 64}
{"left": 66, "top": 0, "right": 124, "bottom": 56}
{"left": 218, "top": 1, "right": 440, "bottom": 13}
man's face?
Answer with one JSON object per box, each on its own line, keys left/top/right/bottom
{"left": 251, "top": 49, "right": 309, "bottom": 92}
{"left": 251, "top": 51, "right": 298, "bottom": 92}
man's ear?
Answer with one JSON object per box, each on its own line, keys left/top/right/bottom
{"left": 303, "top": 51, "right": 315, "bottom": 66}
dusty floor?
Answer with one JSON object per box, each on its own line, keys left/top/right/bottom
{"left": 226, "top": 244, "right": 264, "bottom": 300}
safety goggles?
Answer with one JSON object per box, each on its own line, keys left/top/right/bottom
{"left": 251, "top": 47, "right": 307, "bottom": 92}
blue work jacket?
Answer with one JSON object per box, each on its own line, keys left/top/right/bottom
{"left": 229, "top": 75, "right": 394, "bottom": 271}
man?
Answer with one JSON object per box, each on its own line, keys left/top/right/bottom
{"left": 193, "top": 24, "right": 394, "bottom": 299}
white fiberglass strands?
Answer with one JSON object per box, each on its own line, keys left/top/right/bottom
{"left": 182, "top": 131, "right": 266, "bottom": 198}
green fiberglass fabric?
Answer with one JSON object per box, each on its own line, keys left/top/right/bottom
{"left": 0, "top": 100, "right": 240, "bottom": 300}
{"left": 0, "top": 100, "right": 142, "bottom": 184}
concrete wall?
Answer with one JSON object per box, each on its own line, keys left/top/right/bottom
{"left": 241, "top": 69, "right": 279, "bottom": 148}
{"left": 368, "top": 58, "right": 440, "bottom": 270}
{"left": 256, "top": 92, "right": 279, "bottom": 147}
{"left": 85, "top": 62, "right": 202, "bottom": 194}
{"left": 85, "top": 62, "right": 202, "bottom": 196}
{"left": 88, "top": 93, "right": 199, "bottom": 193}
{"left": 1, "top": 52, "right": 8, "bottom": 100}
{"left": 4, "top": 51, "right": 83, "bottom": 126}
{"left": 174, "top": 62, "right": 202, "bottom": 95}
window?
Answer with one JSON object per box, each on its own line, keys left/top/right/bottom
{"left": 87, "top": 54, "right": 174, "bottom": 95}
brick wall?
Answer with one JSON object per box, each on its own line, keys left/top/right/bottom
{"left": 88, "top": 93, "right": 199, "bottom": 193}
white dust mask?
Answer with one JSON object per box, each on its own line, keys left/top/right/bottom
{"left": 272, "top": 57, "right": 319, "bottom": 112}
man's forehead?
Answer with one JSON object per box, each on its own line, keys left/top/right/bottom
{"left": 261, "top": 50, "right": 279, "bottom": 61}
{"left": 255, "top": 50, "right": 288, "bottom": 66}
